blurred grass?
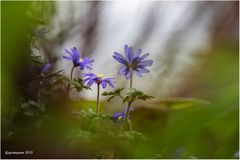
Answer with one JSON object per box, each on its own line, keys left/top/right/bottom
{"left": 128, "top": 41, "right": 239, "bottom": 158}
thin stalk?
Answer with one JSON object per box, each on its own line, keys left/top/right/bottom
{"left": 67, "top": 66, "right": 75, "bottom": 95}
{"left": 120, "top": 101, "right": 132, "bottom": 132}
{"left": 96, "top": 83, "right": 100, "bottom": 114}
{"left": 129, "top": 69, "right": 133, "bottom": 88}
{"left": 125, "top": 69, "right": 133, "bottom": 123}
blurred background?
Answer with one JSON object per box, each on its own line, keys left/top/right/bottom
{"left": 1, "top": 1, "right": 239, "bottom": 159}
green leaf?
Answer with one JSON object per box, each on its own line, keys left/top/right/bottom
{"left": 69, "top": 78, "right": 91, "bottom": 92}
{"left": 116, "top": 131, "right": 147, "bottom": 141}
{"left": 123, "top": 88, "right": 154, "bottom": 103}
{"left": 151, "top": 97, "right": 210, "bottom": 110}
{"left": 80, "top": 108, "right": 112, "bottom": 121}
{"left": 68, "top": 129, "right": 92, "bottom": 146}
{"left": 102, "top": 88, "right": 124, "bottom": 101}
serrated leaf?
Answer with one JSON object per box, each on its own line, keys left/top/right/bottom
{"left": 102, "top": 88, "right": 124, "bottom": 101}
{"left": 68, "top": 78, "right": 91, "bottom": 92}
{"left": 124, "top": 88, "right": 154, "bottom": 103}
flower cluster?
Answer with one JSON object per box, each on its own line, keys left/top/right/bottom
{"left": 63, "top": 45, "right": 153, "bottom": 125}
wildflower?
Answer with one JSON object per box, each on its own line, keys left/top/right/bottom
{"left": 83, "top": 73, "right": 115, "bottom": 89}
{"left": 41, "top": 63, "right": 52, "bottom": 74}
{"left": 83, "top": 73, "right": 115, "bottom": 113}
{"left": 113, "top": 45, "right": 153, "bottom": 79}
{"left": 63, "top": 47, "right": 94, "bottom": 70}
{"left": 113, "top": 108, "right": 134, "bottom": 124}
{"left": 113, "top": 112, "right": 126, "bottom": 124}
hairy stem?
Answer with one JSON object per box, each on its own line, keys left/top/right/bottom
{"left": 67, "top": 66, "right": 75, "bottom": 95}
{"left": 96, "top": 83, "right": 100, "bottom": 114}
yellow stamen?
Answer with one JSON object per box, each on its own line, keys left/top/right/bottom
{"left": 117, "top": 116, "right": 122, "bottom": 121}
{"left": 97, "top": 74, "right": 105, "bottom": 79}
{"left": 79, "top": 58, "right": 83, "bottom": 62}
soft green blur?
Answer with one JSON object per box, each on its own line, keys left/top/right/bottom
{"left": 1, "top": 1, "right": 238, "bottom": 159}
{"left": 130, "top": 42, "right": 239, "bottom": 158}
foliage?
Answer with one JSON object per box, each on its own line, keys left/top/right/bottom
{"left": 151, "top": 97, "right": 210, "bottom": 110}
{"left": 102, "top": 88, "right": 125, "bottom": 101}
{"left": 102, "top": 87, "right": 154, "bottom": 103}
{"left": 116, "top": 131, "right": 147, "bottom": 141}
{"left": 69, "top": 78, "right": 91, "bottom": 92}
{"left": 123, "top": 88, "right": 154, "bottom": 103}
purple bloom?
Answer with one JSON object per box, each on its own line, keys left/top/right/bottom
{"left": 113, "top": 112, "right": 126, "bottom": 124}
{"left": 113, "top": 108, "right": 134, "bottom": 124}
{"left": 83, "top": 73, "right": 115, "bottom": 89}
{"left": 63, "top": 47, "right": 94, "bottom": 70}
{"left": 113, "top": 45, "right": 153, "bottom": 79}
{"left": 41, "top": 63, "right": 52, "bottom": 73}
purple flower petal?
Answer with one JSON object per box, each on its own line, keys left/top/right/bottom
{"left": 86, "top": 66, "right": 92, "bottom": 70}
{"left": 136, "top": 67, "right": 150, "bottom": 73}
{"left": 113, "top": 112, "right": 125, "bottom": 124}
{"left": 138, "top": 60, "right": 153, "bottom": 67}
{"left": 134, "top": 49, "right": 142, "bottom": 58}
{"left": 104, "top": 78, "right": 115, "bottom": 81}
{"left": 83, "top": 77, "right": 92, "bottom": 83}
{"left": 117, "top": 66, "right": 127, "bottom": 75}
{"left": 101, "top": 81, "right": 107, "bottom": 88}
{"left": 127, "top": 47, "right": 134, "bottom": 62}
{"left": 63, "top": 56, "right": 72, "bottom": 61}
{"left": 64, "top": 47, "right": 94, "bottom": 69}
{"left": 124, "top": 45, "right": 129, "bottom": 58}
{"left": 80, "top": 57, "right": 94, "bottom": 70}
{"left": 140, "top": 53, "right": 150, "bottom": 59}
{"left": 65, "top": 49, "right": 73, "bottom": 57}
{"left": 135, "top": 70, "right": 143, "bottom": 77}
{"left": 83, "top": 73, "right": 96, "bottom": 78}
{"left": 41, "top": 63, "right": 51, "bottom": 73}
{"left": 113, "top": 45, "right": 153, "bottom": 79}
{"left": 72, "top": 47, "right": 81, "bottom": 58}
{"left": 113, "top": 112, "right": 123, "bottom": 119}
{"left": 106, "top": 81, "right": 115, "bottom": 88}
{"left": 87, "top": 79, "right": 95, "bottom": 87}
{"left": 113, "top": 52, "right": 128, "bottom": 65}
{"left": 125, "top": 70, "right": 131, "bottom": 79}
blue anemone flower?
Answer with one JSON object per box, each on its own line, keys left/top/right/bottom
{"left": 113, "top": 112, "right": 126, "bottom": 124}
{"left": 63, "top": 47, "right": 94, "bottom": 70}
{"left": 41, "top": 63, "right": 52, "bottom": 73}
{"left": 83, "top": 73, "right": 115, "bottom": 89}
{"left": 113, "top": 108, "right": 134, "bottom": 124}
{"left": 113, "top": 45, "right": 153, "bottom": 79}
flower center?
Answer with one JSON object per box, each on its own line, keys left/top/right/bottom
{"left": 79, "top": 58, "right": 83, "bottom": 62}
{"left": 117, "top": 116, "right": 122, "bottom": 121}
{"left": 97, "top": 74, "right": 105, "bottom": 79}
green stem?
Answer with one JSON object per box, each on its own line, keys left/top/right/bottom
{"left": 120, "top": 101, "right": 132, "bottom": 132}
{"left": 126, "top": 69, "right": 133, "bottom": 124}
{"left": 67, "top": 66, "right": 75, "bottom": 96}
{"left": 96, "top": 83, "right": 100, "bottom": 114}
{"left": 130, "top": 69, "right": 133, "bottom": 88}
{"left": 120, "top": 69, "right": 134, "bottom": 132}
